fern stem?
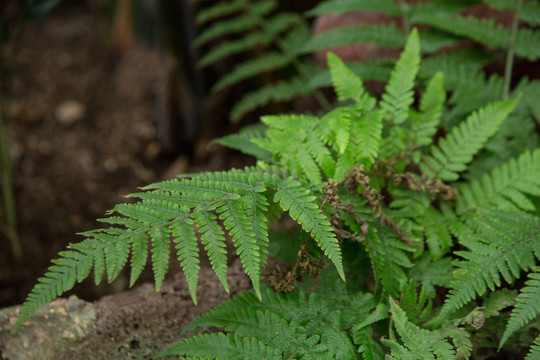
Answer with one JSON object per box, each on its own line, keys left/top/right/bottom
{"left": 502, "top": 0, "right": 523, "bottom": 100}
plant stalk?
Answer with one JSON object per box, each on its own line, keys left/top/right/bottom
{"left": 502, "top": 0, "right": 523, "bottom": 100}
{"left": 0, "top": 87, "right": 21, "bottom": 262}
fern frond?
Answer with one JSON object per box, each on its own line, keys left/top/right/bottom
{"left": 213, "top": 52, "right": 293, "bottom": 92}
{"left": 363, "top": 224, "right": 414, "bottom": 298}
{"left": 438, "top": 209, "right": 540, "bottom": 320}
{"left": 410, "top": 72, "right": 445, "bottom": 150}
{"left": 14, "top": 166, "right": 345, "bottom": 331}
{"left": 526, "top": 335, "right": 540, "bottom": 360}
{"left": 199, "top": 33, "right": 263, "bottom": 67}
{"left": 413, "top": 12, "right": 540, "bottom": 61}
{"left": 327, "top": 52, "right": 366, "bottom": 104}
{"left": 381, "top": 28, "right": 421, "bottom": 125}
{"left": 213, "top": 124, "right": 272, "bottom": 162}
{"left": 300, "top": 23, "right": 406, "bottom": 54}
{"left": 306, "top": 0, "right": 400, "bottom": 17}
{"left": 231, "top": 76, "right": 309, "bottom": 122}
{"left": 384, "top": 298, "right": 459, "bottom": 360}
{"left": 307, "top": 59, "right": 394, "bottom": 92}
{"left": 196, "top": 0, "right": 246, "bottom": 25}
{"left": 351, "top": 107, "right": 384, "bottom": 167}
{"left": 196, "top": 16, "right": 259, "bottom": 47}
{"left": 420, "top": 99, "right": 517, "bottom": 181}
{"left": 157, "top": 332, "right": 282, "bottom": 359}
{"left": 182, "top": 287, "right": 374, "bottom": 360}
{"left": 352, "top": 326, "right": 385, "bottom": 360}
{"left": 500, "top": 267, "right": 540, "bottom": 348}
{"left": 456, "top": 148, "right": 540, "bottom": 215}
{"left": 199, "top": 13, "right": 301, "bottom": 67}
{"left": 273, "top": 178, "right": 344, "bottom": 281}
{"left": 409, "top": 255, "right": 454, "bottom": 300}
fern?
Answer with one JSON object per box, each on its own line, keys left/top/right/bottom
{"left": 526, "top": 335, "right": 540, "bottom": 360}
{"left": 413, "top": 12, "right": 540, "bottom": 61}
{"left": 195, "top": 0, "right": 326, "bottom": 121}
{"left": 420, "top": 99, "right": 518, "bottom": 181}
{"left": 438, "top": 209, "right": 540, "bottom": 321}
{"left": 380, "top": 28, "right": 420, "bottom": 125}
{"left": 14, "top": 22, "right": 540, "bottom": 358}
{"left": 383, "top": 298, "right": 470, "bottom": 360}
{"left": 456, "top": 148, "right": 540, "bottom": 215}
{"left": 500, "top": 267, "right": 540, "bottom": 348}
{"left": 13, "top": 167, "right": 344, "bottom": 332}
{"left": 157, "top": 332, "right": 283, "bottom": 360}
{"left": 169, "top": 284, "right": 376, "bottom": 360}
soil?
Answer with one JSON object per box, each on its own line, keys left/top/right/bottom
{"left": 0, "top": 1, "right": 249, "bottom": 314}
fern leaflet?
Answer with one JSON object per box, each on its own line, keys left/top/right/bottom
{"left": 500, "top": 267, "right": 540, "bottom": 348}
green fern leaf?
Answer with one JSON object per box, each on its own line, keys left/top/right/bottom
{"left": 171, "top": 217, "right": 200, "bottom": 304}
{"left": 440, "top": 326, "right": 473, "bottom": 359}
{"left": 182, "top": 286, "right": 372, "bottom": 360}
{"left": 196, "top": 0, "right": 245, "bottom": 25}
{"left": 410, "top": 71, "right": 445, "bottom": 153}
{"left": 199, "top": 33, "right": 263, "bottom": 67}
{"left": 13, "top": 236, "right": 120, "bottom": 332}
{"left": 413, "top": 12, "right": 540, "bottom": 61}
{"left": 128, "top": 232, "right": 148, "bottom": 287}
{"left": 456, "top": 148, "right": 540, "bottom": 215}
{"left": 420, "top": 99, "right": 518, "bottom": 181}
{"left": 381, "top": 28, "right": 421, "bottom": 125}
{"left": 274, "top": 178, "right": 344, "bottom": 280}
{"left": 193, "top": 208, "right": 229, "bottom": 293}
{"left": 196, "top": 16, "right": 259, "bottom": 47}
{"left": 300, "top": 23, "right": 406, "bottom": 54}
{"left": 149, "top": 226, "right": 170, "bottom": 291}
{"left": 352, "top": 107, "right": 384, "bottom": 167}
{"left": 157, "top": 332, "right": 282, "bottom": 359}
{"left": 306, "top": 0, "right": 400, "bottom": 17}
{"left": 500, "top": 267, "right": 540, "bottom": 348}
{"left": 199, "top": 13, "right": 301, "bottom": 67}
{"left": 327, "top": 52, "right": 366, "bottom": 104}
{"left": 363, "top": 224, "right": 414, "bottom": 298}
{"left": 526, "top": 335, "right": 540, "bottom": 360}
{"left": 231, "top": 76, "right": 308, "bottom": 121}
{"left": 438, "top": 209, "right": 540, "bottom": 320}
{"left": 213, "top": 52, "right": 293, "bottom": 92}
{"left": 385, "top": 298, "right": 457, "bottom": 359}
{"left": 213, "top": 124, "right": 272, "bottom": 162}
{"left": 352, "top": 326, "right": 385, "bottom": 360}
{"left": 218, "top": 198, "right": 262, "bottom": 299}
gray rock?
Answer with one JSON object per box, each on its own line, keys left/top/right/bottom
{"left": 0, "top": 296, "right": 96, "bottom": 360}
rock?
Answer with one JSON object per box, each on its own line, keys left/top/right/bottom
{"left": 55, "top": 100, "right": 86, "bottom": 126}
{"left": 0, "top": 296, "right": 96, "bottom": 360}
{"left": 0, "top": 259, "right": 251, "bottom": 359}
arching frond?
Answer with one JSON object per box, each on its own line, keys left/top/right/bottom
{"left": 13, "top": 167, "right": 344, "bottom": 331}
{"left": 420, "top": 99, "right": 518, "bottom": 181}
{"left": 381, "top": 28, "right": 420, "bottom": 125}
{"left": 438, "top": 209, "right": 540, "bottom": 321}
{"left": 456, "top": 148, "right": 540, "bottom": 215}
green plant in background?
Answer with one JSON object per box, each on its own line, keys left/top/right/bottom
{"left": 199, "top": 0, "right": 540, "bottom": 182}
{"left": 12, "top": 28, "right": 540, "bottom": 359}
{"left": 194, "top": 0, "right": 331, "bottom": 121}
